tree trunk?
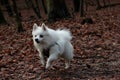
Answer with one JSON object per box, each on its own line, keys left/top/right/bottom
{"left": 103, "top": 0, "right": 111, "bottom": 7}
{"left": 96, "top": 0, "right": 102, "bottom": 10}
{"left": 12, "top": 0, "right": 24, "bottom": 32}
{"left": 80, "top": 0, "right": 84, "bottom": 17}
{"left": 107, "top": 0, "right": 111, "bottom": 6}
{"left": 4, "top": 0, "right": 13, "bottom": 16}
{"left": 73, "top": 0, "right": 80, "bottom": 12}
{"left": 29, "top": 0, "right": 41, "bottom": 19}
{"left": 0, "top": 7, "right": 7, "bottom": 24}
{"left": 25, "top": 0, "right": 31, "bottom": 9}
{"left": 0, "top": 0, "right": 4, "bottom": 5}
{"left": 103, "top": 0, "right": 106, "bottom": 6}
{"left": 35, "top": 0, "right": 41, "bottom": 17}
{"left": 47, "top": 0, "right": 70, "bottom": 22}
{"left": 41, "top": 0, "right": 47, "bottom": 14}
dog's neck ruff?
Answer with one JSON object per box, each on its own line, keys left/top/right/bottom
{"left": 43, "top": 42, "right": 59, "bottom": 57}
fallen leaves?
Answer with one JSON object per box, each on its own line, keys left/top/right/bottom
{"left": 0, "top": 1, "right": 120, "bottom": 79}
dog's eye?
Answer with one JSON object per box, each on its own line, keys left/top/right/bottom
{"left": 40, "top": 35, "right": 43, "bottom": 38}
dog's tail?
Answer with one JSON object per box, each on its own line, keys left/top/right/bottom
{"left": 56, "top": 29, "right": 72, "bottom": 41}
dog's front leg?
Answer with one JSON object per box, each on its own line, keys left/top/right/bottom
{"left": 46, "top": 54, "right": 58, "bottom": 69}
{"left": 38, "top": 50, "right": 45, "bottom": 66}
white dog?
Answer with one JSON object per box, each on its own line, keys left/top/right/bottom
{"left": 32, "top": 23, "right": 74, "bottom": 69}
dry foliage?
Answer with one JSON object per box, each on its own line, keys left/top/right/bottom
{"left": 0, "top": 1, "right": 120, "bottom": 80}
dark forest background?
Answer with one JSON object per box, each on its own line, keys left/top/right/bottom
{"left": 0, "top": 0, "right": 120, "bottom": 80}
{"left": 0, "top": 0, "right": 119, "bottom": 32}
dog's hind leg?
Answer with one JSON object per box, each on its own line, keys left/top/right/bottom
{"left": 65, "top": 59, "right": 70, "bottom": 69}
{"left": 64, "top": 42, "right": 74, "bottom": 69}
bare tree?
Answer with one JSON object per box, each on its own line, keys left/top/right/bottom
{"left": 41, "top": 0, "right": 47, "bottom": 14}
{"left": 73, "top": 0, "right": 80, "bottom": 12}
{"left": 47, "top": 0, "right": 70, "bottom": 22}
{"left": 84, "top": 0, "right": 95, "bottom": 11}
{"left": 12, "top": 0, "right": 24, "bottom": 32}
{"left": 25, "top": 0, "right": 31, "bottom": 9}
{"left": 96, "top": 0, "right": 102, "bottom": 10}
{"left": 29, "top": 0, "right": 41, "bottom": 18}
{"left": 4, "top": 0, "right": 13, "bottom": 16}
{"left": 103, "top": 0, "right": 111, "bottom": 7}
{"left": 0, "top": 7, "right": 7, "bottom": 24}
{"left": 80, "top": 0, "right": 84, "bottom": 17}
{"left": 25, "top": 0, "right": 41, "bottom": 18}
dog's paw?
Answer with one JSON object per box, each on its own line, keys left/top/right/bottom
{"left": 41, "top": 63, "right": 45, "bottom": 66}
{"left": 41, "top": 60, "right": 45, "bottom": 66}
{"left": 65, "top": 66, "right": 69, "bottom": 69}
{"left": 45, "top": 64, "right": 50, "bottom": 69}
{"left": 65, "top": 64, "right": 70, "bottom": 69}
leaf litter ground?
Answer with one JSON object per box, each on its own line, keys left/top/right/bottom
{"left": 0, "top": 4, "right": 120, "bottom": 80}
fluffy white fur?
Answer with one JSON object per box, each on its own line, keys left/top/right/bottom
{"left": 32, "top": 23, "right": 74, "bottom": 69}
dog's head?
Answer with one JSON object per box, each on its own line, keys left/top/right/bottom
{"left": 32, "top": 23, "right": 49, "bottom": 43}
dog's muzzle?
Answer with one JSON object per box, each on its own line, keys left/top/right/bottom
{"left": 35, "top": 39, "right": 40, "bottom": 43}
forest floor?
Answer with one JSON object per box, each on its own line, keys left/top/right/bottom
{"left": 0, "top": 1, "right": 120, "bottom": 80}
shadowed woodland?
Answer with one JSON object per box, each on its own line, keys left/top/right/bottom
{"left": 0, "top": 0, "right": 120, "bottom": 80}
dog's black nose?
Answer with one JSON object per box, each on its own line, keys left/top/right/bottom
{"left": 35, "top": 39, "right": 39, "bottom": 43}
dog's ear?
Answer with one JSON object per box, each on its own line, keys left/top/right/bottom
{"left": 41, "top": 23, "right": 47, "bottom": 31}
{"left": 33, "top": 23, "right": 38, "bottom": 31}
